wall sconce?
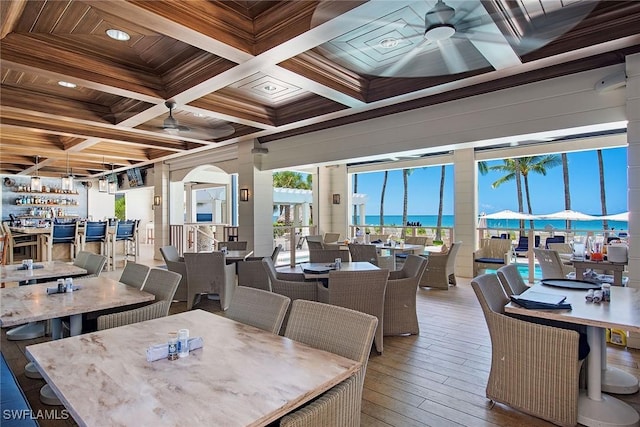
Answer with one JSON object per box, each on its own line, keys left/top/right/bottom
{"left": 153, "top": 195, "right": 162, "bottom": 208}
{"left": 240, "top": 188, "right": 250, "bottom": 202}
{"left": 332, "top": 194, "right": 341, "bottom": 204}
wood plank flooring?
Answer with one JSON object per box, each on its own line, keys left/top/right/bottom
{"left": 2, "top": 252, "right": 639, "bottom": 426}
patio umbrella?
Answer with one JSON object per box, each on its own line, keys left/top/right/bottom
{"left": 539, "top": 210, "right": 598, "bottom": 221}
{"left": 482, "top": 210, "right": 537, "bottom": 220}
{"left": 600, "top": 212, "right": 629, "bottom": 221}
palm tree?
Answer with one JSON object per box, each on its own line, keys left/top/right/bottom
{"left": 353, "top": 173, "right": 358, "bottom": 225}
{"left": 561, "top": 153, "right": 572, "bottom": 230}
{"left": 273, "top": 171, "right": 311, "bottom": 225}
{"left": 597, "top": 150, "right": 609, "bottom": 231}
{"left": 490, "top": 155, "right": 561, "bottom": 229}
{"left": 379, "top": 171, "right": 388, "bottom": 228}
{"left": 435, "top": 165, "right": 446, "bottom": 241}
{"left": 401, "top": 169, "right": 414, "bottom": 237}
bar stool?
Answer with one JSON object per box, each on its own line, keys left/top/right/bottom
{"left": 81, "top": 221, "right": 109, "bottom": 258}
{"left": 109, "top": 220, "right": 137, "bottom": 270}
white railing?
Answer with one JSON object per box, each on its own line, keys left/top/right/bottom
{"left": 169, "top": 223, "right": 233, "bottom": 255}
{"left": 348, "top": 225, "right": 454, "bottom": 247}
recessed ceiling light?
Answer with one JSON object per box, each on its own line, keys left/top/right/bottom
{"left": 263, "top": 85, "right": 278, "bottom": 92}
{"left": 58, "top": 81, "right": 77, "bottom": 88}
{"left": 106, "top": 29, "right": 130, "bottom": 41}
{"left": 379, "top": 38, "right": 399, "bottom": 48}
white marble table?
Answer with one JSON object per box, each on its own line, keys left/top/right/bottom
{"left": 0, "top": 276, "right": 154, "bottom": 330}
{"left": 506, "top": 284, "right": 640, "bottom": 427}
{"left": 374, "top": 243, "right": 423, "bottom": 269}
{"left": 0, "top": 261, "right": 86, "bottom": 283}
{"left": 26, "top": 310, "right": 361, "bottom": 427}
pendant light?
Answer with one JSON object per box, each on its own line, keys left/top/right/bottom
{"left": 108, "top": 163, "right": 117, "bottom": 194}
{"left": 98, "top": 157, "right": 108, "bottom": 192}
{"left": 30, "top": 156, "right": 42, "bottom": 192}
{"left": 61, "top": 152, "right": 73, "bottom": 192}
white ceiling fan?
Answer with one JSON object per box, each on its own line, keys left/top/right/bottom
{"left": 312, "top": 0, "right": 597, "bottom": 78}
{"left": 159, "top": 101, "right": 235, "bottom": 139}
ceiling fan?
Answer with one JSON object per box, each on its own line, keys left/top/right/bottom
{"left": 159, "top": 101, "right": 235, "bottom": 139}
{"left": 311, "top": 0, "right": 597, "bottom": 78}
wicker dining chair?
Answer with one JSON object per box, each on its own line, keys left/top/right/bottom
{"left": 184, "top": 252, "right": 236, "bottom": 311}
{"left": 419, "top": 241, "right": 461, "bottom": 289}
{"left": 471, "top": 273, "right": 582, "bottom": 427}
{"left": 309, "top": 249, "right": 349, "bottom": 263}
{"left": 237, "top": 245, "right": 282, "bottom": 291}
{"left": 496, "top": 264, "right": 528, "bottom": 296}
{"left": 225, "top": 286, "right": 291, "bottom": 334}
{"left": 97, "top": 268, "right": 181, "bottom": 331}
{"left": 280, "top": 300, "right": 378, "bottom": 427}
{"left": 347, "top": 244, "right": 379, "bottom": 265}
{"left": 534, "top": 248, "right": 574, "bottom": 280}
{"left": 159, "top": 245, "right": 187, "bottom": 301}
{"left": 318, "top": 269, "right": 388, "bottom": 354}
{"left": 384, "top": 255, "right": 427, "bottom": 336}
{"left": 119, "top": 261, "right": 150, "bottom": 289}
{"left": 473, "top": 239, "right": 513, "bottom": 277}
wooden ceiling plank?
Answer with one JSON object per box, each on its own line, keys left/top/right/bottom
{"left": 0, "top": 0, "right": 28, "bottom": 39}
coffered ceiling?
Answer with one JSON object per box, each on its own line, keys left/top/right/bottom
{"left": 1, "top": 0, "right": 639, "bottom": 179}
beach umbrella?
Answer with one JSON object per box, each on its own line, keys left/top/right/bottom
{"left": 482, "top": 210, "right": 537, "bottom": 220}
{"left": 600, "top": 212, "right": 629, "bottom": 221}
{"left": 539, "top": 210, "right": 598, "bottom": 221}
{"left": 478, "top": 213, "right": 488, "bottom": 229}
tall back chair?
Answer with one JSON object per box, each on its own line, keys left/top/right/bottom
{"left": 110, "top": 220, "right": 137, "bottom": 270}
{"left": 82, "top": 253, "right": 108, "bottom": 277}
{"left": 225, "top": 286, "right": 291, "bottom": 334}
{"left": 533, "top": 248, "right": 573, "bottom": 279}
{"left": 1, "top": 223, "right": 38, "bottom": 264}
{"left": 420, "top": 241, "right": 461, "bottom": 289}
{"left": 496, "top": 264, "right": 528, "bottom": 296}
{"left": 473, "top": 239, "right": 512, "bottom": 276}
{"left": 159, "top": 245, "right": 187, "bottom": 301}
{"left": 119, "top": 262, "right": 150, "bottom": 289}
{"left": 320, "top": 269, "right": 388, "bottom": 354}
{"left": 81, "top": 221, "right": 109, "bottom": 256}
{"left": 384, "top": 255, "right": 427, "bottom": 336}
{"left": 323, "top": 232, "right": 341, "bottom": 244}
{"left": 43, "top": 222, "right": 79, "bottom": 261}
{"left": 184, "top": 252, "right": 236, "bottom": 311}
{"left": 281, "top": 300, "right": 378, "bottom": 427}
{"left": 97, "top": 269, "right": 181, "bottom": 331}
{"left": 471, "top": 274, "right": 581, "bottom": 426}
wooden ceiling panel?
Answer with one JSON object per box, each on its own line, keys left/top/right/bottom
{"left": 1, "top": 0, "right": 639, "bottom": 178}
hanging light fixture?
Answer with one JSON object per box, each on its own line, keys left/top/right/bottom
{"left": 30, "top": 156, "right": 42, "bottom": 192}
{"left": 108, "top": 163, "right": 117, "bottom": 194}
{"left": 61, "top": 152, "right": 73, "bottom": 192}
{"left": 98, "top": 157, "right": 108, "bottom": 192}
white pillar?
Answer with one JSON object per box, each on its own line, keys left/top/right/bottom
{"left": 625, "top": 53, "right": 640, "bottom": 348}
{"left": 317, "top": 165, "right": 349, "bottom": 238}
{"left": 237, "top": 140, "right": 274, "bottom": 257}
{"left": 153, "top": 162, "right": 170, "bottom": 260}
{"left": 453, "top": 148, "right": 477, "bottom": 278}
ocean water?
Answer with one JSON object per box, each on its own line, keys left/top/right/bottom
{"left": 362, "top": 215, "right": 628, "bottom": 232}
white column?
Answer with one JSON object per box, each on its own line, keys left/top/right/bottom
{"left": 317, "top": 165, "right": 348, "bottom": 238}
{"left": 153, "top": 162, "right": 170, "bottom": 260}
{"left": 453, "top": 148, "right": 477, "bottom": 278}
{"left": 237, "top": 140, "right": 274, "bottom": 257}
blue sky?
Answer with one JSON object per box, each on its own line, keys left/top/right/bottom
{"left": 354, "top": 147, "right": 628, "bottom": 216}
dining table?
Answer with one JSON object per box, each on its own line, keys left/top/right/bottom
{"left": 0, "top": 260, "right": 87, "bottom": 284}
{"left": 278, "top": 261, "right": 380, "bottom": 280}
{"left": 505, "top": 283, "right": 640, "bottom": 427}
{"left": 569, "top": 258, "right": 628, "bottom": 287}
{"left": 25, "top": 309, "right": 361, "bottom": 427}
{"left": 373, "top": 243, "right": 424, "bottom": 269}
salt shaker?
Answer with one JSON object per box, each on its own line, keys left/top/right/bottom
{"left": 168, "top": 337, "right": 178, "bottom": 361}
{"left": 178, "top": 329, "right": 190, "bottom": 358}
{"left": 602, "top": 283, "right": 611, "bottom": 302}
{"left": 65, "top": 277, "right": 73, "bottom": 292}
{"left": 334, "top": 258, "right": 341, "bottom": 269}
{"left": 57, "top": 279, "right": 65, "bottom": 293}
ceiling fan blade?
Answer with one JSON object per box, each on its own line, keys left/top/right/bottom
{"left": 438, "top": 39, "right": 468, "bottom": 75}
{"left": 378, "top": 38, "right": 433, "bottom": 77}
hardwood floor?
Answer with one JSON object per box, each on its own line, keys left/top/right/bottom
{"left": 2, "top": 248, "right": 639, "bottom": 426}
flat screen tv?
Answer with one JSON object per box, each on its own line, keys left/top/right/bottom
{"left": 126, "top": 168, "right": 145, "bottom": 188}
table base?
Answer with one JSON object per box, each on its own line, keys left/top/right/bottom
{"left": 40, "top": 384, "right": 61, "bottom": 406}
{"left": 24, "top": 361, "right": 43, "bottom": 379}
{"left": 7, "top": 322, "right": 45, "bottom": 340}
{"left": 578, "top": 391, "right": 640, "bottom": 427}
{"left": 603, "top": 366, "right": 640, "bottom": 394}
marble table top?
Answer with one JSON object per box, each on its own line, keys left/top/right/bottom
{"left": 0, "top": 276, "right": 154, "bottom": 327}
{"left": 505, "top": 284, "right": 640, "bottom": 332}
{"left": 26, "top": 310, "right": 361, "bottom": 427}
{"left": 0, "top": 261, "right": 86, "bottom": 283}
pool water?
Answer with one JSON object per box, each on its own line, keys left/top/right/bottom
{"left": 486, "top": 263, "right": 543, "bottom": 280}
